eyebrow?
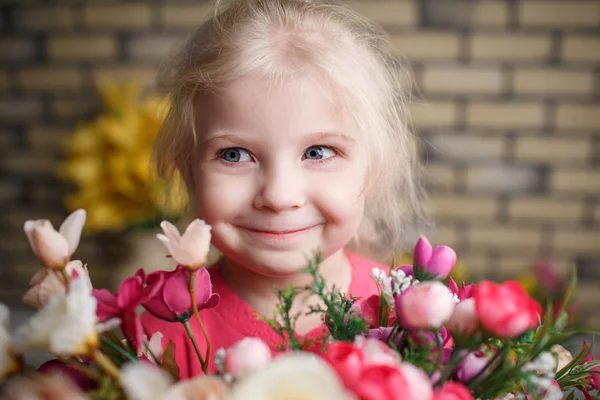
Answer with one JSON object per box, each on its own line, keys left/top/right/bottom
{"left": 200, "top": 130, "right": 356, "bottom": 147}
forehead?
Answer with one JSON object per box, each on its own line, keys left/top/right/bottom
{"left": 195, "top": 72, "right": 359, "bottom": 141}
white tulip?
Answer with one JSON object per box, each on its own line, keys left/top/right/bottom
{"left": 24, "top": 209, "right": 86, "bottom": 269}
{"left": 157, "top": 219, "right": 212, "bottom": 270}
{"left": 230, "top": 353, "right": 354, "bottom": 400}
{"left": 22, "top": 260, "right": 91, "bottom": 310}
{"left": 13, "top": 276, "right": 99, "bottom": 357}
{"left": 0, "top": 304, "right": 20, "bottom": 379}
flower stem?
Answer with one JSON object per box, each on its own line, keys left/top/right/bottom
{"left": 189, "top": 270, "right": 210, "bottom": 374}
{"left": 91, "top": 350, "right": 120, "bottom": 381}
{"left": 182, "top": 320, "right": 206, "bottom": 372}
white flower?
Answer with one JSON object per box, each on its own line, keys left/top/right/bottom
{"left": 121, "top": 362, "right": 227, "bottom": 400}
{"left": 24, "top": 209, "right": 86, "bottom": 269}
{"left": 13, "top": 276, "right": 99, "bottom": 357}
{"left": 390, "top": 268, "right": 418, "bottom": 295}
{"left": 0, "top": 304, "right": 20, "bottom": 379}
{"left": 22, "top": 260, "right": 91, "bottom": 309}
{"left": 229, "top": 353, "right": 354, "bottom": 400}
{"left": 157, "top": 219, "right": 212, "bottom": 270}
{"left": 523, "top": 351, "right": 556, "bottom": 376}
{"left": 371, "top": 268, "right": 394, "bottom": 308}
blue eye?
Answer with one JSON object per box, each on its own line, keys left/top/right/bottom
{"left": 221, "top": 148, "right": 252, "bottom": 163}
{"left": 303, "top": 146, "right": 336, "bottom": 160}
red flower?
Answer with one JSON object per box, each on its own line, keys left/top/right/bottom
{"left": 322, "top": 341, "right": 431, "bottom": 400}
{"left": 141, "top": 266, "right": 219, "bottom": 322}
{"left": 474, "top": 281, "right": 542, "bottom": 338}
{"left": 93, "top": 269, "right": 160, "bottom": 353}
{"left": 433, "top": 381, "right": 473, "bottom": 400}
{"left": 349, "top": 295, "right": 395, "bottom": 328}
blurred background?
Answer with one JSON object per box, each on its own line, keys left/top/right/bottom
{"left": 0, "top": 0, "right": 598, "bottom": 330}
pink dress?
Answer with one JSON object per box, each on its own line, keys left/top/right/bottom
{"left": 141, "top": 251, "right": 382, "bottom": 378}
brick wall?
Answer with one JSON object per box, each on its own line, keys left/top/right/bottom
{"left": 0, "top": 0, "right": 599, "bottom": 325}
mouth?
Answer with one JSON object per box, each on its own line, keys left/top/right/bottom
{"left": 239, "top": 225, "right": 318, "bottom": 239}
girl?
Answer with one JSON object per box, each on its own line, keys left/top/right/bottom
{"left": 143, "top": 0, "right": 427, "bottom": 378}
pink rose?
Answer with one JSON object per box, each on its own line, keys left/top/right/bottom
{"left": 396, "top": 282, "right": 455, "bottom": 330}
{"left": 433, "top": 381, "right": 473, "bottom": 400}
{"left": 474, "top": 281, "right": 542, "bottom": 338}
{"left": 224, "top": 337, "right": 272, "bottom": 378}
{"left": 447, "top": 298, "right": 479, "bottom": 337}
{"left": 413, "top": 236, "right": 456, "bottom": 279}
{"left": 455, "top": 351, "right": 489, "bottom": 383}
{"left": 142, "top": 266, "right": 219, "bottom": 322}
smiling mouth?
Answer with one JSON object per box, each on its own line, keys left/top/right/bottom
{"left": 239, "top": 225, "right": 318, "bottom": 239}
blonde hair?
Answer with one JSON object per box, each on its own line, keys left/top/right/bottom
{"left": 152, "top": 0, "right": 429, "bottom": 260}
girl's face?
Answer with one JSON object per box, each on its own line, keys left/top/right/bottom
{"left": 192, "top": 73, "right": 368, "bottom": 276}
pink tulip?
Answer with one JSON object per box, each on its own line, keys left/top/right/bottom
{"left": 456, "top": 350, "right": 489, "bottom": 383}
{"left": 142, "top": 266, "right": 219, "bottom": 322}
{"left": 224, "top": 337, "right": 272, "bottom": 378}
{"left": 24, "top": 210, "right": 86, "bottom": 269}
{"left": 157, "top": 219, "right": 212, "bottom": 270}
{"left": 447, "top": 298, "right": 479, "bottom": 337}
{"left": 396, "top": 281, "right": 455, "bottom": 330}
{"left": 93, "top": 269, "right": 161, "bottom": 353}
{"left": 475, "top": 281, "right": 542, "bottom": 338}
{"left": 448, "top": 278, "right": 476, "bottom": 301}
{"left": 414, "top": 237, "right": 433, "bottom": 268}
{"left": 413, "top": 236, "right": 456, "bottom": 279}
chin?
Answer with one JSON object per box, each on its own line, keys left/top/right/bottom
{"left": 224, "top": 246, "right": 326, "bottom": 277}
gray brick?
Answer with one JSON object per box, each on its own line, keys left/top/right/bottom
{"left": 126, "top": 34, "right": 180, "bottom": 61}
{"left": 466, "top": 164, "right": 544, "bottom": 194}
{"left": 426, "top": 133, "right": 505, "bottom": 162}
{"left": 1, "top": 153, "right": 59, "bottom": 177}
{"left": 0, "top": 181, "right": 22, "bottom": 205}
{"left": 0, "top": 38, "right": 37, "bottom": 62}
{"left": 0, "top": 98, "right": 44, "bottom": 121}
{"left": 13, "top": 6, "right": 74, "bottom": 30}
{"left": 27, "top": 125, "right": 69, "bottom": 151}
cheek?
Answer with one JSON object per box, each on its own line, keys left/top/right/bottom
{"left": 193, "top": 169, "right": 253, "bottom": 223}
{"left": 315, "top": 167, "right": 367, "bottom": 225}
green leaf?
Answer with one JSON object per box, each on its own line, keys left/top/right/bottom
{"left": 162, "top": 340, "right": 180, "bottom": 381}
{"left": 556, "top": 267, "right": 577, "bottom": 319}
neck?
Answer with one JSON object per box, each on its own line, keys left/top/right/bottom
{"left": 219, "top": 249, "right": 352, "bottom": 318}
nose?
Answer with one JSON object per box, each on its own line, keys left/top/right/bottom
{"left": 253, "top": 163, "right": 306, "bottom": 212}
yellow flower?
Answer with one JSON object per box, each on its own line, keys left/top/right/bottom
{"left": 59, "top": 81, "right": 184, "bottom": 233}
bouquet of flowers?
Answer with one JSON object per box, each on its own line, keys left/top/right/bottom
{"left": 1, "top": 209, "right": 599, "bottom": 400}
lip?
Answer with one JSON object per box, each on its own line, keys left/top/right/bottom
{"left": 238, "top": 225, "right": 318, "bottom": 240}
